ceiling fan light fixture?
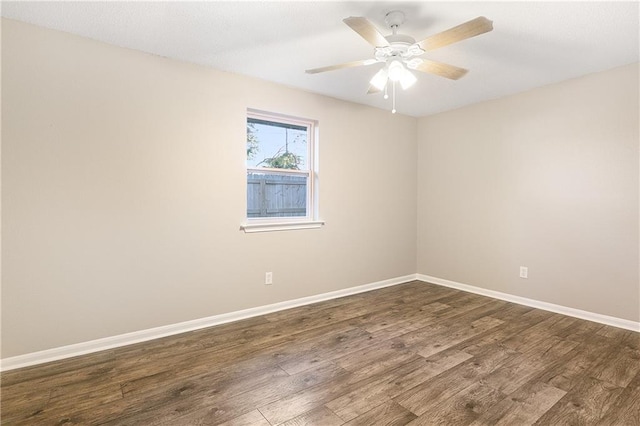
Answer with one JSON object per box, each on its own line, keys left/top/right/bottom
{"left": 399, "top": 68, "right": 417, "bottom": 90}
{"left": 370, "top": 67, "right": 388, "bottom": 90}
{"left": 387, "top": 60, "right": 405, "bottom": 82}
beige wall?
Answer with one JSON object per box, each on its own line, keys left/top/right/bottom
{"left": 1, "top": 19, "right": 418, "bottom": 358}
{"left": 417, "top": 63, "right": 640, "bottom": 322}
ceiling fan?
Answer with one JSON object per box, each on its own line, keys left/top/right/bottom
{"left": 306, "top": 11, "right": 493, "bottom": 112}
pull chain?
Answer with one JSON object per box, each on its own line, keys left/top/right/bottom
{"left": 392, "top": 81, "right": 397, "bottom": 114}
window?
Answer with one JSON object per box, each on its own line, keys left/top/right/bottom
{"left": 242, "top": 110, "right": 322, "bottom": 233}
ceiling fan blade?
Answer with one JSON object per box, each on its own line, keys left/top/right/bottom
{"left": 305, "top": 59, "right": 375, "bottom": 74}
{"left": 413, "top": 59, "right": 468, "bottom": 80}
{"left": 343, "top": 17, "right": 390, "bottom": 47}
{"left": 417, "top": 16, "right": 493, "bottom": 51}
{"left": 367, "top": 85, "right": 382, "bottom": 95}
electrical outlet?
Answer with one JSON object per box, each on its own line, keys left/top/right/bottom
{"left": 519, "top": 266, "right": 528, "bottom": 279}
{"left": 265, "top": 272, "right": 273, "bottom": 285}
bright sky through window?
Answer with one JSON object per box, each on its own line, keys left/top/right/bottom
{"left": 246, "top": 120, "right": 307, "bottom": 169}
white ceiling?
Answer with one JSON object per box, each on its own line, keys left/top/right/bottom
{"left": 2, "top": 1, "right": 638, "bottom": 117}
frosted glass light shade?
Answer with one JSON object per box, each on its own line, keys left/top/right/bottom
{"left": 399, "top": 69, "right": 417, "bottom": 90}
{"left": 370, "top": 68, "right": 388, "bottom": 90}
{"left": 388, "top": 60, "right": 404, "bottom": 82}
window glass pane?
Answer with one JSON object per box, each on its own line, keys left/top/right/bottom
{"left": 247, "top": 118, "right": 308, "bottom": 170}
{"left": 247, "top": 171, "right": 307, "bottom": 218}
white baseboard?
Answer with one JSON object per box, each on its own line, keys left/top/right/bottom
{"left": 4, "top": 272, "right": 637, "bottom": 371}
{"left": 0, "top": 274, "right": 417, "bottom": 372}
{"left": 417, "top": 274, "right": 640, "bottom": 333}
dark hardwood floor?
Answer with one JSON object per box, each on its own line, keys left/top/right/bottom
{"left": 1, "top": 281, "right": 639, "bottom": 425}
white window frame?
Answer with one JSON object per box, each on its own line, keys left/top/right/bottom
{"left": 241, "top": 109, "right": 323, "bottom": 233}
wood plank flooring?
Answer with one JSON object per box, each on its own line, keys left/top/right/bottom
{"left": 1, "top": 281, "right": 639, "bottom": 425}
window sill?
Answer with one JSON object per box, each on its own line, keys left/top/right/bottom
{"left": 240, "top": 220, "right": 325, "bottom": 233}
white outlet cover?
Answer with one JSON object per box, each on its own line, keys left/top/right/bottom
{"left": 519, "top": 267, "right": 528, "bottom": 279}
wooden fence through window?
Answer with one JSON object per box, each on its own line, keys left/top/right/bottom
{"left": 247, "top": 173, "right": 307, "bottom": 217}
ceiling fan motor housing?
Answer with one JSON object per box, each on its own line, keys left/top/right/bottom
{"left": 377, "top": 11, "right": 423, "bottom": 64}
{"left": 375, "top": 35, "right": 424, "bottom": 64}
{"left": 385, "top": 33, "right": 416, "bottom": 46}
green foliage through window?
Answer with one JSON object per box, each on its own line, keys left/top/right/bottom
{"left": 246, "top": 122, "right": 259, "bottom": 160}
{"left": 246, "top": 117, "right": 307, "bottom": 170}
